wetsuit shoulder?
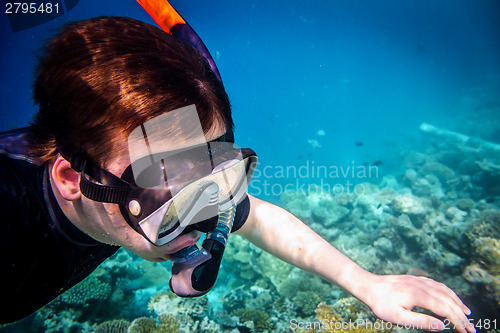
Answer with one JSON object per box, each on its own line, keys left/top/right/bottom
{"left": 0, "top": 128, "right": 119, "bottom": 324}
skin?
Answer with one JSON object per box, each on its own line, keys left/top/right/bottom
{"left": 50, "top": 126, "right": 475, "bottom": 333}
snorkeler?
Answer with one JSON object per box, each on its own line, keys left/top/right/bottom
{"left": 0, "top": 3, "right": 475, "bottom": 332}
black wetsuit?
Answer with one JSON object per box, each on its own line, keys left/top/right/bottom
{"left": 0, "top": 127, "right": 251, "bottom": 324}
{"left": 0, "top": 128, "right": 120, "bottom": 323}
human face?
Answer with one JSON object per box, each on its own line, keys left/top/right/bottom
{"left": 57, "top": 122, "right": 227, "bottom": 262}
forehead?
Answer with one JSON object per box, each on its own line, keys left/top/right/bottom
{"left": 127, "top": 105, "right": 225, "bottom": 163}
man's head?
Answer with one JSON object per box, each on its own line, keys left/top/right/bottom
{"left": 30, "top": 16, "right": 233, "bottom": 166}
{"left": 30, "top": 17, "right": 241, "bottom": 262}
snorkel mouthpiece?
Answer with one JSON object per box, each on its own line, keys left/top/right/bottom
{"left": 170, "top": 205, "right": 236, "bottom": 297}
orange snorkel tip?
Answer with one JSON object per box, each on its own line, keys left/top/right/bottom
{"left": 136, "top": 0, "right": 186, "bottom": 33}
{"left": 137, "top": 0, "right": 222, "bottom": 82}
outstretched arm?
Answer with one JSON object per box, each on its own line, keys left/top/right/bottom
{"left": 235, "top": 195, "right": 475, "bottom": 333}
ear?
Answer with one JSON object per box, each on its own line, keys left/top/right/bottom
{"left": 51, "top": 155, "right": 82, "bottom": 201}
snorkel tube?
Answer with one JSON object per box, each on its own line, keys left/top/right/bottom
{"left": 169, "top": 205, "right": 235, "bottom": 296}
{"left": 137, "top": 0, "right": 222, "bottom": 82}
{"left": 137, "top": 0, "right": 229, "bottom": 296}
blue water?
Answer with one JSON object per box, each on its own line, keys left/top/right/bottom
{"left": 2, "top": 0, "right": 499, "bottom": 199}
{"left": 1, "top": 0, "right": 499, "bottom": 331}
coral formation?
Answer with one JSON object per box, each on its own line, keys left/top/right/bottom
{"left": 278, "top": 273, "right": 331, "bottom": 298}
{"left": 95, "top": 319, "right": 130, "bottom": 333}
{"left": 463, "top": 237, "right": 500, "bottom": 304}
{"left": 92, "top": 315, "right": 181, "bottom": 333}
{"left": 233, "top": 308, "right": 274, "bottom": 332}
{"left": 128, "top": 317, "right": 157, "bottom": 333}
{"left": 224, "top": 235, "right": 262, "bottom": 281}
{"left": 155, "top": 314, "right": 181, "bottom": 333}
{"left": 474, "top": 237, "right": 500, "bottom": 267}
{"left": 59, "top": 276, "right": 111, "bottom": 305}
{"left": 148, "top": 290, "right": 209, "bottom": 321}
{"left": 304, "top": 302, "right": 391, "bottom": 333}
{"left": 292, "top": 291, "right": 323, "bottom": 316}
{"left": 37, "top": 308, "right": 95, "bottom": 333}
{"left": 147, "top": 290, "right": 222, "bottom": 332}
{"left": 281, "top": 190, "right": 351, "bottom": 227}
{"left": 276, "top": 272, "right": 332, "bottom": 316}
{"left": 332, "top": 297, "right": 374, "bottom": 322}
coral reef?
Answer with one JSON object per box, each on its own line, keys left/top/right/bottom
{"left": 278, "top": 127, "right": 500, "bottom": 313}
{"left": 224, "top": 235, "right": 262, "bottom": 281}
{"left": 277, "top": 272, "right": 332, "bottom": 316}
{"left": 59, "top": 276, "right": 111, "bottom": 305}
{"left": 148, "top": 290, "right": 209, "bottom": 321}
{"left": 95, "top": 319, "right": 130, "bottom": 333}
{"left": 463, "top": 237, "right": 500, "bottom": 304}
{"left": 281, "top": 190, "right": 350, "bottom": 239}
{"left": 233, "top": 308, "right": 274, "bottom": 332}
{"left": 91, "top": 314, "right": 181, "bottom": 333}
{"left": 304, "top": 302, "right": 391, "bottom": 333}
{"left": 3, "top": 122, "right": 499, "bottom": 332}
{"left": 154, "top": 314, "right": 182, "bottom": 333}
{"left": 332, "top": 297, "right": 374, "bottom": 322}
{"left": 278, "top": 273, "right": 331, "bottom": 298}
{"left": 292, "top": 291, "right": 323, "bottom": 316}
{"left": 37, "top": 308, "right": 95, "bottom": 333}
{"left": 147, "top": 290, "right": 222, "bottom": 332}
{"left": 128, "top": 317, "right": 157, "bottom": 333}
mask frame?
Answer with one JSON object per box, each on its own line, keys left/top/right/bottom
{"left": 60, "top": 135, "right": 257, "bottom": 245}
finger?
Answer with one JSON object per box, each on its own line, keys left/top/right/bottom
{"left": 391, "top": 307, "right": 445, "bottom": 331}
{"left": 440, "top": 299, "right": 475, "bottom": 333}
{"left": 413, "top": 289, "right": 475, "bottom": 333}
{"left": 422, "top": 281, "right": 471, "bottom": 315}
{"left": 453, "top": 317, "right": 476, "bottom": 333}
{"left": 420, "top": 277, "right": 472, "bottom": 315}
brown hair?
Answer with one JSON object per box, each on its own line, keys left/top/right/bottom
{"left": 30, "top": 16, "right": 233, "bottom": 165}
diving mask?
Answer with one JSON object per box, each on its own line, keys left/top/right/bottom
{"left": 62, "top": 105, "right": 257, "bottom": 246}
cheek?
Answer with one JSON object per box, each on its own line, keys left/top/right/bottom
{"left": 102, "top": 205, "right": 161, "bottom": 258}
{"left": 101, "top": 203, "right": 152, "bottom": 247}
{"left": 103, "top": 203, "right": 130, "bottom": 229}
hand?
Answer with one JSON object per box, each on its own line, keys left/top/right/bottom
{"left": 362, "top": 274, "right": 475, "bottom": 333}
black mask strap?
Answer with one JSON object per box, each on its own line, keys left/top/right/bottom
{"left": 79, "top": 160, "right": 130, "bottom": 204}
{"left": 59, "top": 146, "right": 130, "bottom": 204}
{"left": 58, "top": 133, "right": 228, "bottom": 205}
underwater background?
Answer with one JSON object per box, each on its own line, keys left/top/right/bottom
{"left": 1, "top": 0, "right": 499, "bottom": 332}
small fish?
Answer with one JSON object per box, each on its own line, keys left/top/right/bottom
{"left": 430, "top": 141, "right": 440, "bottom": 150}
{"left": 407, "top": 267, "right": 429, "bottom": 277}
{"left": 372, "top": 160, "right": 382, "bottom": 166}
{"left": 355, "top": 141, "right": 364, "bottom": 146}
{"left": 307, "top": 139, "right": 321, "bottom": 148}
{"left": 297, "top": 155, "right": 303, "bottom": 160}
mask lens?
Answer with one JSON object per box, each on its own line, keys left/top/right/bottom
{"left": 125, "top": 105, "right": 257, "bottom": 246}
{"left": 158, "top": 204, "right": 179, "bottom": 237}
{"left": 135, "top": 162, "right": 165, "bottom": 188}
{"left": 161, "top": 160, "right": 247, "bottom": 222}
{"left": 208, "top": 159, "right": 248, "bottom": 203}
